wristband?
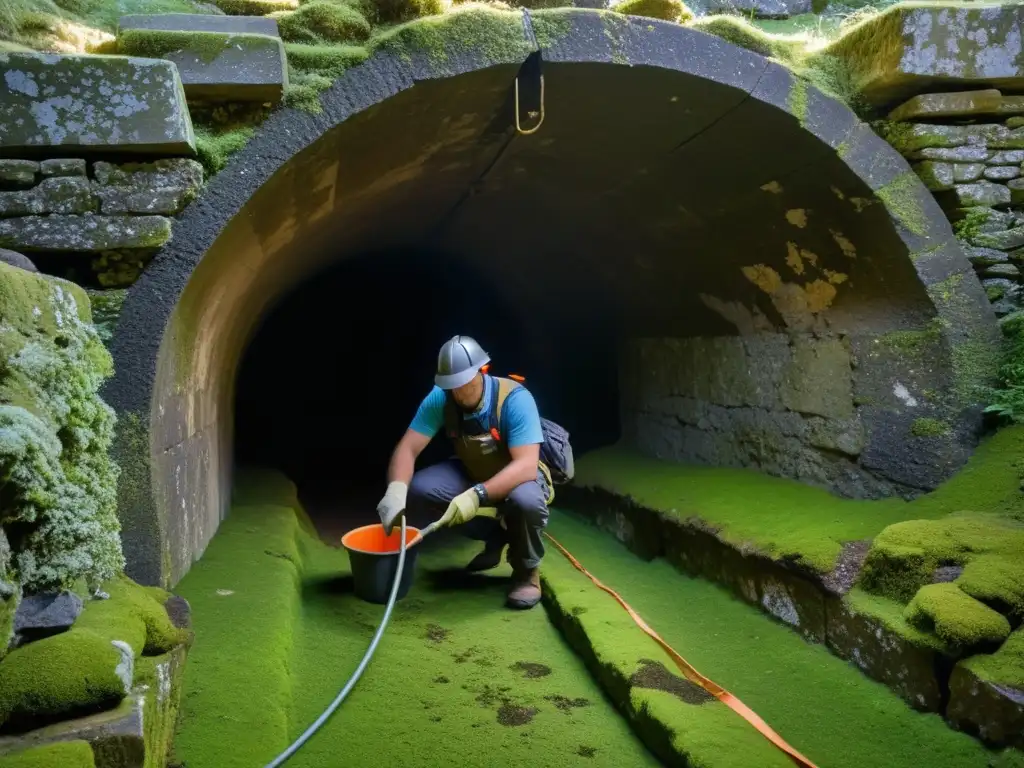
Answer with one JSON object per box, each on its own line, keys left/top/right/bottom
{"left": 472, "top": 483, "right": 489, "bottom": 505}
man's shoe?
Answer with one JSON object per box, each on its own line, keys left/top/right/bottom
{"left": 506, "top": 567, "right": 542, "bottom": 609}
{"left": 466, "top": 543, "right": 505, "bottom": 572}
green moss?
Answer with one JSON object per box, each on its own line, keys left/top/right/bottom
{"left": 372, "top": 4, "right": 534, "bottom": 70}
{"left": 904, "top": 582, "right": 1011, "bottom": 650}
{"left": 278, "top": 1, "right": 371, "bottom": 44}
{"left": 193, "top": 124, "right": 255, "bottom": 177}
{"left": 876, "top": 170, "right": 929, "bottom": 237}
{"left": 845, "top": 587, "right": 951, "bottom": 654}
{"left": 172, "top": 470, "right": 659, "bottom": 767}
{"left": 84, "top": 288, "right": 127, "bottom": 345}
{"left": 117, "top": 29, "right": 276, "bottom": 63}
{"left": 541, "top": 512, "right": 991, "bottom": 767}
{"left": 788, "top": 76, "right": 808, "bottom": 124}
{"left": 910, "top": 418, "right": 950, "bottom": 437}
{"left": 688, "top": 14, "right": 805, "bottom": 61}
{"left": 530, "top": 8, "right": 573, "bottom": 48}
{"left": 76, "top": 574, "right": 188, "bottom": 656}
{"left": 282, "top": 41, "right": 368, "bottom": 114}
{"left": 214, "top": 0, "right": 296, "bottom": 13}
{"left": 613, "top": 0, "right": 692, "bottom": 23}
{"left": 877, "top": 319, "right": 944, "bottom": 358}
{"left": 986, "top": 304, "right": 1024, "bottom": 423}
{"left": 964, "top": 627, "right": 1024, "bottom": 688}
{"left": 953, "top": 207, "right": 993, "bottom": 242}
{"left": 814, "top": 2, "right": 903, "bottom": 102}
{"left": 372, "top": 0, "right": 444, "bottom": 25}
{"left": 0, "top": 741, "right": 95, "bottom": 768}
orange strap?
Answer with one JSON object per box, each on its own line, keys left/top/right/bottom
{"left": 543, "top": 532, "right": 818, "bottom": 768}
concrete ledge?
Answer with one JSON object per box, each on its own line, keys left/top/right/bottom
{"left": 557, "top": 483, "right": 954, "bottom": 713}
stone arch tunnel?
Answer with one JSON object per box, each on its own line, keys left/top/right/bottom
{"left": 101, "top": 9, "right": 1001, "bottom": 588}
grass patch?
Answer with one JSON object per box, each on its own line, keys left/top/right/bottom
{"left": 278, "top": 1, "right": 372, "bottom": 44}
{"left": 543, "top": 511, "right": 995, "bottom": 768}
{"left": 0, "top": 741, "right": 95, "bottom": 768}
{"left": 192, "top": 123, "right": 256, "bottom": 176}
{"left": 172, "top": 469, "right": 657, "bottom": 767}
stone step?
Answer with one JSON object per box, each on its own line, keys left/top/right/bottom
{"left": 118, "top": 12, "right": 281, "bottom": 37}
{"left": 0, "top": 215, "right": 172, "bottom": 252}
{"left": 0, "top": 52, "right": 195, "bottom": 159}
{"left": 116, "top": 29, "right": 288, "bottom": 104}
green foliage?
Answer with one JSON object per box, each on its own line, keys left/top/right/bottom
{"left": 904, "top": 582, "right": 1011, "bottom": 650}
{"left": 985, "top": 311, "right": 1024, "bottom": 423}
{"left": 614, "top": 0, "right": 693, "bottom": 23}
{"left": 278, "top": 1, "right": 372, "bottom": 44}
{"left": 0, "top": 741, "right": 95, "bottom": 768}
{"left": 910, "top": 418, "right": 949, "bottom": 437}
{"left": 0, "top": 265, "right": 122, "bottom": 594}
{"left": 953, "top": 207, "right": 993, "bottom": 242}
{"left": 193, "top": 124, "right": 256, "bottom": 176}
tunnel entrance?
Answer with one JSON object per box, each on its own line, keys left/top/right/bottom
{"left": 233, "top": 244, "right": 621, "bottom": 539}
{"left": 104, "top": 10, "right": 1000, "bottom": 587}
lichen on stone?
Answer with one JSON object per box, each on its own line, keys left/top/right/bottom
{"left": 875, "top": 170, "right": 930, "bottom": 238}
{"left": 0, "top": 263, "right": 123, "bottom": 594}
{"left": 910, "top": 417, "right": 950, "bottom": 437}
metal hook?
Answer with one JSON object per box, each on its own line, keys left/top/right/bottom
{"left": 514, "top": 74, "right": 545, "bottom": 136}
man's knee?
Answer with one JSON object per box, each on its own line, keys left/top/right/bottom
{"left": 504, "top": 482, "right": 548, "bottom": 528}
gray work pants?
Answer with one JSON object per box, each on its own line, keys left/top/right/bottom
{"left": 406, "top": 458, "right": 550, "bottom": 571}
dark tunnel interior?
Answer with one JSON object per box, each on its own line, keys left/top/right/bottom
{"left": 232, "top": 243, "right": 622, "bottom": 533}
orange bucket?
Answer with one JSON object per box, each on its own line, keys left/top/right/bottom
{"left": 341, "top": 523, "right": 421, "bottom": 603}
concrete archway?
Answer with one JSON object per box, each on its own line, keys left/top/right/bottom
{"left": 102, "top": 7, "right": 1000, "bottom": 588}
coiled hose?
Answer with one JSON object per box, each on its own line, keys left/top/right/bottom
{"left": 262, "top": 516, "right": 411, "bottom": 768}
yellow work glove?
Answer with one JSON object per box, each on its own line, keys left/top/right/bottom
{"left": 438, "top": 488, "right": 481, "bottom": 528}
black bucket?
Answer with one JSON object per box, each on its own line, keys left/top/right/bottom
{"left": 341, "top": 523, "right": 421, "bottom": 604}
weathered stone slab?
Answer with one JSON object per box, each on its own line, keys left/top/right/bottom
{"left": 888, "top": 89, "right": 1004, "bottom": 121}
{"left": 0, "top": 177, "right": 96, "bottom": 216}
{"left": 705, "top": 0, "right": 811, "bottom": 20}
{"left": 972, "top": 227, "right": 1024, "bottom": 251}
{"left": 947, "top": 662, "right": 1024, "bottom": 748}
{"left": 987, "top": 150, "right": 1024, "bottom": 165}
{"left": 887, "top": 124, "right": 1017, "bottom": 153}
{"left": 828, "top": 4, "right": 1024, "bottom": 108}
{"left": 1008, "top": 117, "right": 1024, "bottom": 129}
{"left": 967, "top": 247, "right": 1009, "bottom": 268}
{"left": 0, "top": 52, "right": 195, "bottom": 158}
{"left": 985, "top": 166, "right": 1020, "bottom": 181}
{"left": 984, "top": 263, "right": 1022, "bottom": 280}
{"left": 93, "top": 159, "right": 204, "bottom": 215}
{"left": 119, "top": 12, "right": 280, "bottom": 37}
{"left": 915, "top": 161, "right": 986, "bottom": 190}
{"left": 0, "top": 215, "right": 171, "bottom": 252}
{"left": 117, "top": 30, "right": 288, "bottom": 104}
{"left": 908, "top": 146, "right": 992, "bottom": 163}
{"left": 1009, "top": 178, "right": 1024, "bottom": 204}
{"left": 0, "top": 160, "right": 39, "bottom": 189}
{"left": 949, "top": 182, "right": 1012, "bottom": 208}
{"left": 39, "top": 158, "right": 86, "bottom": 177}
{"left": 825, "top": 593, "right": 949, "bottom": 712}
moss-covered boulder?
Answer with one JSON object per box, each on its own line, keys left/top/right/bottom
{"left": 614, "top": 0, "right": 693, "bottom": 22}
{"left": 0, "top": 576, "right": 187, "bottom": 734}
{"left": 904, "top": 582, "right": 1011, "bottom": 651}
{"left": 823, "top": 2, "right": 1024, "bottom": 110}
{"left": 277, "top": 2, "right": 372, "bottom": 44}
{"left": 0, "top": 52, "right": 195, "bottom": 157}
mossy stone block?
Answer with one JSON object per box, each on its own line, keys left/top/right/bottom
{"left": 116, "top": 30, "right": 288, "bottom": 104}
{"left": 947, "top": 659, "right": 1024, "bottom": 748}
{"left": 0, "top": 216, "right": 171, "bottom": 253}
{"left": 0, "top": 163, "right": 38, "bottom": 190}
{"left": 118, "top": 12, "right": 281, "bottom": 38}
{"left": 0, "top": 177, "right": 96, "bottom": 217}
{"left": 827, "top": 4, "right": 1024, "bottom": 109}
{"left": 93, "top": 159, "right": 204, "bottom": 216}
{"left": 888, "top": 89, "right": 1005, "bottom": 121}
{"left": 0, "top": 52, "right": 195, "bottom": 158}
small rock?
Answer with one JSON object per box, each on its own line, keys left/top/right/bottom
{"left": 955, "top": 163, "right": 986, "bottom": 183}
{"left": 992, "top": 300, "right": 1020, "bottom": 317}
{"left": 952, "top": 181, "right": 1011, "bottom": 208}
{"left": 0, "top": 176, "right": 95, "bottom": 216}
{"left": 13, "top": 591, "right": 83, "bottom": 639}
{"left": 987, "top": 150, "right": 1024, "bottom": 165}
{"left": 932, "top": 565, "right": 964, "bottom": 583}
{"left": 914, "top": 161, "right": 955, "bottom": 191}
{"left": 0, "top": 247, "right": 37, "bottom": 272}
{"left": 983, "top": 279, "right": 1017, "bottom": 302}
{"left": 985, "top": 166, "right": 1020, "bottom": 181}
{"left": 984, "top": 263, "right": 1022, "bottom": 279}
{"left": 111, "top": 639, "right": 135, "bottom": 695}
{"left": 1008, "top": 178, "right": 1024, "bottom": 204}
{"left": 39, "top": 158, "right": 87, "bottom": 177}
{"left": 1009, "top": 247, "right": 1024, "bottom": 264}
{"left": 970, "top": 227, "right": 1024, "bottom": 251}
{"left": 909, "top": 146, "right": 992, "bottom": 163}
{"left": 165, "top": 595, "right": 192, "bottom": 629}
{"left": 888, "top": 89, "right": 1004, "bottom": 121}
{"left": 968, "top": 247, "right": 1009, "bottom": 267}
{"left": 93, "top": 159, "right": 203, "bottom": 215}
{"left": 1008, "top": 117, "right": 1024, "bottom": 129}
{"left": 0, "top": 160, "right": 38, "bottom": 189}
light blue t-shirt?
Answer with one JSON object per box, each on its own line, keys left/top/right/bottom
{"left": 409, "top": 375, "right": 544, "bottom": 448}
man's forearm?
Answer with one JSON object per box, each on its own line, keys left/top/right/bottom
{"left": 482, "top": 457, "right": 536, "bottom": 502}
{"left": 387, "top": 444, "right": 416, "bottom": 485}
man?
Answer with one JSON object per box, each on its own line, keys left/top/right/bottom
{"left": 376, "top": 335, "right": 551, "bottom": 610}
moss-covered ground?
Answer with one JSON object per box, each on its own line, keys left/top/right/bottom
{"left": 0, "top": 740, "right": 95, "bottom": 768}
{"left": 574, "top": 424, "right": 1024, "bottom": 575}
{"left": 170, "top": 470, "right": 660, "bottom": 767}
{"left": 541, "top": 510, "right": 1016, "bottom": 768}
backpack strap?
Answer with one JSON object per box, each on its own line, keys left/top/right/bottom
{"left": 489, "top": 376, "right": 519, "bottom": 442}
{"left": 443, "top": 376, "right": 519, "bottom": 440}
